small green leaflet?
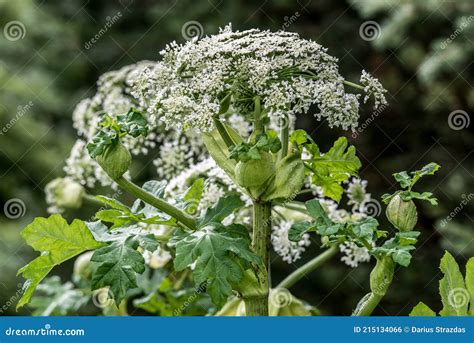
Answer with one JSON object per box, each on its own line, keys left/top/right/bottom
{"left": 291, "top": 131, "right": 361, "bottom": 202}
{"left": 17, "top": 215, "right": 104, "bottom": 309}
{"left": 87, "top": 108, "right": 148, "bottom": 158}
{"left": 372, "top": 231, "right": 420, "bottom": 267}
{"left": 91, "top": 236, "right": 146, "bottom": 306}
{"left": 181, "top": 178, "right": 205, "bottom": 216}
{"left": 410, "top": 251, "right": 473, "bottom": 317}
{"left": 197, "top": 193, "right": 244, "bottom": 228}
{"left": 386, "top": 163, "right": 440, "bottom": 202}
{"left": 228, "top": 131, "right": 281, "bottom": 162}
{"left": 95, "top": 181, "right": 175, "bottom": 227}
{"left": 439, "top": 251, "right": 469, "bottom": 316}
{"left": 409, "top": 302, "right": 436, "bottom": 316}
{"left": 171, "top": 223, "right": 259, "bottom": 306}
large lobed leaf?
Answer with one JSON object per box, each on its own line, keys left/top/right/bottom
{"left": 17, "top": 215, "right": 104, "bottom": 309}
{"left": 172, "top": 223, "right": 259, "bottom": 307}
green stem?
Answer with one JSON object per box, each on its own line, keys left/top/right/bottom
{"left": 82, "top": 193, "right": 105, "bottom": 207}
{"left": 115, "top": 176, "right": 196, "bottom": 230}
{"left": 212, "top": 117, "right": 235, "bottom": 148}
{"left": 352, "top": 292, "right": 383, "bottom": 316}
{"left": 253, "top": 96, "right": 263, "bottom": 136}
{"left": 343, "top": 80, "right": 365, "bottom": 91}
{"left": 244, "top": 201, "right": 271, "bottom": 316}
{"left": 279, "top": 113, "right": 289, "bottom": 160}
{"left": 277, "top": 246, "right": 338, "bottom": 289}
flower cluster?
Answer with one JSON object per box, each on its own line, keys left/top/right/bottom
{"left": 67, "top": 62, "right": 207, "bottom": 187}
{"left": 131, "top": 24, "right": 387, "bottom": 132}
{"left": 271, "top": 219, "right": 311, "bottom": 264}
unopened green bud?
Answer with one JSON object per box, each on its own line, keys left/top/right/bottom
{"left": 73, "top": 251, "right": 94, "bottom": 281}
{"left": 45, "top": 177, "right": 85, "bottom": 212}
{"left": 235, "top": 151, "right": 274, "bottom": 197}
{"left": 370, "top": 256, "right": 395, "bottom": 296}
{"left": 386, "top": 193, "right": 417, "bottom": 232}
{"left": 96, "top": 143, "right": 131, "bottom": 180}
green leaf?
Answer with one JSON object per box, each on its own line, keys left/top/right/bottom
{"left": 17, "top": 215, "right": 103, "bottom": 309}
{"left": 288, "top": 221, "right": 314, "bottom": 242}
{"left": 117, "top": 108, "right": 148, "bottom": 138}
{"left": 91, "top": 236, "right": 146, "bottom": 305}
{"left": 182, "top": 178, "right": 205, "bottom": 216}
{"left": 411, "top": 162, "right": 440, "bottom": 186}
{"left": 439, "top": 251, "right": 468, "bottom": 316}
{"left": 401, "top": 191, "right": 438, "bottom": 205}
{"left": 351, "top": 218, "right": 379, "bottom": 239}
{"left": 228, "top": 131, "right": 281, "bottom": 162}
{"left": 172, "top": 223, "right": 259, "bottom": 306}
{"left": 393, "top": 171, "right": 411, "bottom": 189}
{"left": 198, "top": 194, "right": 244, "bottom": 228}
{"left": 392, "top": 249, "right": 412, "bottom": 267}
{"left": 310, "top": 137, "right": 361, "bottom": 176}
{"left": 409, "top": 302, "right": 436, "bottom": 316}
{"left": 87, "top": 129, "right": 118, "bottom": 158}
{"left": 465, "top": 258, "right": 474, "bottom": 316}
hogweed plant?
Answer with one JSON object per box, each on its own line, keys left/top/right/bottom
{"left": 17, "top": 26, "right": 447, "bottom": 316}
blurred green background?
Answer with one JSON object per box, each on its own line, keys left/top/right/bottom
{"left": 0, "top": 0, "right": 472, "bottom": 316}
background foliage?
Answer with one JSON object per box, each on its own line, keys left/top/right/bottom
{"left": 0, "top": 0, "right": 472, "bottom": 316}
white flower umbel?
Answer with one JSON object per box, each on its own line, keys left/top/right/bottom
{"left": 339, "top": 241, "right": 371, "bottom": 268}
{"left": 132, "top": 25, "right": 388, "bottom": 132}
{"left": 271, "top": 220, "right": 311, "bottom": 264}
{"left": 346, "top": 178, "right": 371, "bottom": 214}
{"left": 45, "top": 177, "right": 85, "bottom": 213}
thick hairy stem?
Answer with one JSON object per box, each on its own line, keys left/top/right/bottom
{"left": 279, "top": 113, "right": 289, "bottom": 160}
{"left": 277, "top": 246, "right": 338, "bottom": 289}
{"left": 115, "top": 176, "right": 196, "bottom": 230}
{"left": 244, "top": 201, "right": 271, "bottom": 316}
{"left": 82, "top": 193, "right": 106, "bottom": 207}
{"left": 212, "top": 117, "right": 234, "bottom": 148}
{"left": 352, "top": 292, "right": 383, "bottom": 316}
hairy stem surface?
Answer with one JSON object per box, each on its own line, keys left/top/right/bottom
{"left": 244, "top": 201, "right": 271, "bottom": 316}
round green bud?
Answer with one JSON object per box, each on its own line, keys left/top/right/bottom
{"left": 73, "top": 251, "right": 94, "bottom": 281}
{"left": 96, "top": 143, "right": 131, "bottom": 180}
{"left": 386, "top": 193, "right": 417, "bottom": 232}
{"left": 235, "top": 151, "right": 274, "bottom": 192}
{"left": 370, "top": 256, "right": 395, "bottom": 296}
{"left": 45, "top": 177, "right": 85, "bottom": 211}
